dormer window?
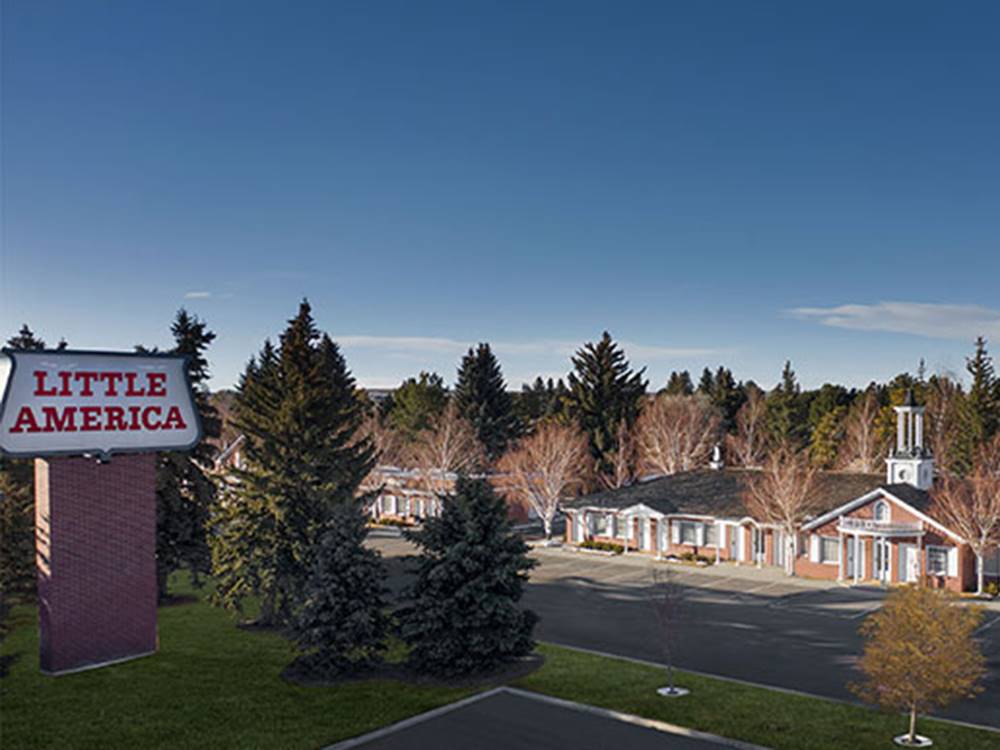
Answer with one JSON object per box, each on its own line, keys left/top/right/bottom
{"left": 874, "top": 500, "right": 889, "bottom": 523}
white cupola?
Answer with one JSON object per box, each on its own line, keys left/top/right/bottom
{"left": 885, "top": 389, "right": 934, "bottom": 489}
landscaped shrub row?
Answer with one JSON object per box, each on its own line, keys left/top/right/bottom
{"left": 579, "top": 539, "right": 624, "bottom": 554}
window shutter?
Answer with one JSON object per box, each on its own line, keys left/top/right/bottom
{"left": 809, "top": 535, "right": 820, "bottom": 563}
{"left": 670, "top": 521, "right": 680, "bottom": 545}
{"left": 947, "top": 547, "right": 958, "bottom": 578}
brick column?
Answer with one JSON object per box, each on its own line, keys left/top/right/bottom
{"left": 35, "top": 454, "right": 158, "bottom": 674}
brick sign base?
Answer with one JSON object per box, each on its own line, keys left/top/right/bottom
{"left": 35, "top": 454, "right": 158, "bottom": 674}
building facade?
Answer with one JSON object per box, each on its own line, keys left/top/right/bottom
{"left": 563, "top": 396, "right": 999, "bottom": 591}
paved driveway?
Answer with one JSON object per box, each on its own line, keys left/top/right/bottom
{"left": 329, "top": 689, "right": 755, "bottom": 750}
{"left": 371, "top": 537, "right": 1000, "bottom": 729}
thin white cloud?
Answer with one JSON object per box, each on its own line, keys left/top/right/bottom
{"left": 335, "top": 335, "right": 721, "bottom": 360}
{"left": 184, "top": 291, "right": 212, "bottom": 299}
{"left": 788, "top": 301, "right": 1000, "bottom": 340}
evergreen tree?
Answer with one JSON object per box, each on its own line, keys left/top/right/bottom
{"left": 708, "top": 366, "right": 746, "bottom": 433}
{"left": 0, "top": 325, "right": 63, "bottom": 599}
{"left": 809, "top": 405, "right": 847, "bottom": 469}
{"left": 696, "top": 367, "right": 715, "bottom": 395}
{"left": 210, "top": 301, "right": 375, "bottom": 625}
{"left": 386, "top": 372, "right": 448, "bottom": 438}
{"left": 398, "top": 477, "right": 537, "bottom": 676}
{"left": 766, "top": 361, "right": 808, "bottom": 448}
{"left": 966, "top": 337, "right": 998, "bottom": 442}
{"left": 454, "top": 343, "right": 520, "bottom": 461}
{"left": 153, "top": 310, "right": 219, "bottom": 599}
{"left": 807, "top": 384, "right": 853, "bottom": 433}
{"left": 514, "top": 377, "right": 568, "bottom": 430}
{"left": 290, "top": 504, "right": 390, "bottom": 676}
{"left": 566, "top": 332, "right": 647, "bottom": 482}
{"left": 663, "top": 370, "right": 694, "bottom": 396}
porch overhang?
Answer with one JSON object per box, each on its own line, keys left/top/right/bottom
{"left": 836, "top": 517, "right": 924, "bottom": 538}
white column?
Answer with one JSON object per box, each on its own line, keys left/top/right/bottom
{"left": 897, "top": 411, "right": 905, "bottom": 452}
{"left": 915, "top": 412, "right": 923, "bottom": 450}
{"left": 838, "top": 531, "right": 845, "bottom": 581}
{"left": 853, "top": 533, "right": 860, "bottom": 583}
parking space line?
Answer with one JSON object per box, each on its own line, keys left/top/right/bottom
{"left": 976, "top": 614, "right": 1000, "bottom": 633}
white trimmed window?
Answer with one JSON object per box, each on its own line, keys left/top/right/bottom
{"left": 591, "top": 513, "right": 609, "bottom": 536}
{"left": 679, "top": 521, "right": 699, "bottom": 545}
{"left": 873, "top": 500, "right": 889, "bottom": 522}
{"left": 705, "top": 523, "right": 718, "bottom": 546}
{"left": 819, "top": 536, "right": 840, "bottom": 564}
{"left": 927, "top": 546, "right": 948, "bottom": 576}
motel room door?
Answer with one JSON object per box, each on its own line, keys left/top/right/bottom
{"left": 874, "top": 538, "right": 891, "bottom": 583}
{"left": 899, "top": 543, "right": 919, "bottom": 583}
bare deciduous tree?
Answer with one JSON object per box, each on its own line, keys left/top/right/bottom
{"left": 743, "top": 442, "right": 819, "bottom": 576}
{"left": 839, "top": 389, "right": 885, "bottom": 473}
{"left": 647, "top": 566, "right": 689, "bottom": 697}
{"left": 603, "top": 418, "right": 638, "bottom": 490}
{"left": 498, "top": 422, "right": 588, "bottom": 539}
{"left": 931, "top": 436, "right": 1000, "bottom": 595}
{"left": 924, "top": 374, "right": 964, "bottom": 473}
{"left": 409, "top": 401, "right": 482, "bottom": 495}
{"left": 637, "top": 394, "right": 720, "bottom": 476}
{"left": 726, "top": 389, "right": 767, "bottom": 468}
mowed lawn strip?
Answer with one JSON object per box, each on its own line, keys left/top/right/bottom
{"left": 515, "top": 643, "right": 998, "bottom": 750}
{"left": 0, "top": 577, "right": 472, "bottom": 750}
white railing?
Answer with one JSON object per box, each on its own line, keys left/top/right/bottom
{"left": 838, "top": 517, "right": 922, "bottom": 535}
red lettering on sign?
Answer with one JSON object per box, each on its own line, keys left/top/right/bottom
{"left": 33, "top": 371, "right": 58, "bottom": 397}
{"left": 105, "top": 406, "right": 128, "bottom": 431}
{"left": 141, "top": 406, "right": 162, "bottom": 430}
{"left": 162, "top": 406, "right": 187, "bottom": 430}
{"left": 124, "top": 373, "right": 145, "bottom": 397}
{"left": 58, "top": 371, "right": 73, "bottom": 396}
{"left": 98, "top": 372, "right": 124, "bottom": 397}
{"left": 128, "top": 406, "right": 142, "bottom": 430}
{"left": 10, "top": 406, "right": 41, "bottom": 433}
{"left": 74, "top": 371, "right": 100, "bottom": 397}
{"left": 41, "top": 407, "right": 77, "bottom": 432}
{"left": 147, "top": 372, "right": 167, "bottom": 397}
{"left": 80, "top": 406, "right": 102, "bottom": 431}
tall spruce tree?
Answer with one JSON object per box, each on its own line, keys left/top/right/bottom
{"left": 153, "top": 310, "right": 219, "bottom": 599}
{"left": 663, "top": 370, "right": 694, "bottom": 396}
{"left": 398, "top": 477, "right": 537, "bottom": 676}
{"left": 766, "top": 361, "right": 808, "bottom": 448}
{"left": 567, "top": 332, "right": 647, "bottom": 482}
{"left": 290, "top": 503, "right": 389, "bottom": 676}
{"left": 454, "top": 343, "right": 520, "bottom": 461}
{"left": 386, "top": 372, "right": 448, "bottom": 438}
{"left": 0, "top": 325, "right": 61, "bottom": 599}
{"left": 210, "top": 301, "right": 375, "bottom": 625}
{"left": 966, "top": 337, "right": 998, "bottom": 442}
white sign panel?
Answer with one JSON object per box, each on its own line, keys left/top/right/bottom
{"left": 0, "top": 350, "right": 202, "bottom": 458}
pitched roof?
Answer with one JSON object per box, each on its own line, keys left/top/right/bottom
{"left": 564, "top": 468, "right": 884, "bottom": 520}
{"left": 879, "top": 483, "right": 933, "bottom": 512}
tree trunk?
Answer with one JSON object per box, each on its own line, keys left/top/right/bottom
{"left": 543, "top": 514, "right": 552, "bottom": 540}
{"left": 908, "top": 705, "right": 918, "bottom": 745}
{"left": 977, "top": 552, "right": 984, "bottom": 596}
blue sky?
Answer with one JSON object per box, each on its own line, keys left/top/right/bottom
{"left": 3, "top": 1, "right": 998, "bottom": 391}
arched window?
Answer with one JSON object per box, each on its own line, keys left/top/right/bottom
{"left": 873, "top": 500, "right": 889, "bottom": 522}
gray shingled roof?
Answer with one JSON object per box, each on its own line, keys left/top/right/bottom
{"left": 880, "top": 483, "right": 932, "bottom": 512}
{"left": 564, "top": 468, "right": 884, "bottom": 519}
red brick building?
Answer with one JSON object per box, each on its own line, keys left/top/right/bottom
{"left": 563, "top": 397, "right": 1000, "bottom": 592}
{"left": 364, "top": 466, "right": 533, "bottom": 525}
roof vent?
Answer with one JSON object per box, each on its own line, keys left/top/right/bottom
{"left": 709, "top": 443, "right": 724, "bottom": 471}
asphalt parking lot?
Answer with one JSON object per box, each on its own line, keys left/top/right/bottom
{"left": 328, "top": 688, "right": 758, "bottom": 750}
{"left": 371, "top": 535, "right": 1000, "bottom": 729}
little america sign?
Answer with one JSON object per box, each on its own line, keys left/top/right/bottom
{"left": 0, "top": 350, "right": 201, "bottom": 458}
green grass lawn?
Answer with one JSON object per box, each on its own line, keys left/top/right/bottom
{"left": 2, "top": 577, "right": 996, "bottom": 749}
{"left": 516, "top": 644, "right": 998, "bottom": 750}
